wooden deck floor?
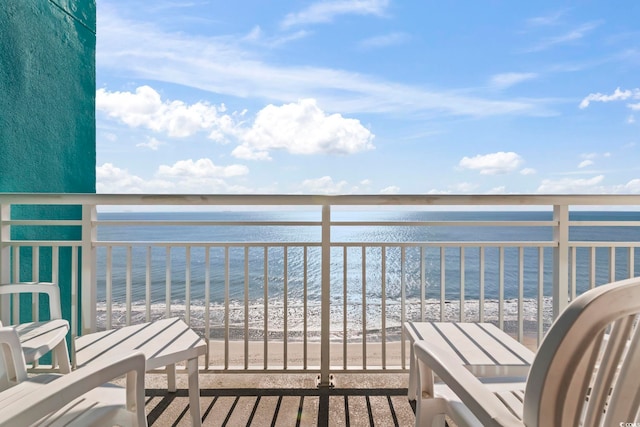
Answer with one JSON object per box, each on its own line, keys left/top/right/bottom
{"left": 145, "top": 386, "right": 415, "bottom": 426}
{"left": 142, "top": 373, "right": 416, "bottom": 426}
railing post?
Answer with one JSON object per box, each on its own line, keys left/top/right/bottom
{"left": 81, "top": 204, "right": 97, "bottom": 334}
{"left": 319, "top": 203, "right": 333, "bottom": 388}
{"left": 0, "top": 204, "right": 10, "bottom": 324}
{"left": 553, "top": 204, "right": 569, "bottom": 319}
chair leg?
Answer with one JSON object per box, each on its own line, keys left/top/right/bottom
{"left": 54, "top": 338, "right": 71, "bottom": 374}
{"left": 167, "top": 363, "right": 176, "bottom": 392}
{"left": 416, "top": 396, "right": 448, "bottom": 427}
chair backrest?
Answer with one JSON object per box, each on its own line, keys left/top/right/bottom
{"left": 0, "top": 282, "right": 63, "bottom": 324}
{"left": 523, "top": 276, "right": 640, "bottom": 427}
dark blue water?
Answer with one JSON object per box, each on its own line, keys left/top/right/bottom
{"left": 95, "top": 210, "right": 640, "bottom": 307}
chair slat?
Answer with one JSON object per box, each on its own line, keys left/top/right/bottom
{"left": 584, "top": 316, "right": 634, "bottom": 426}
{"left": 604, "top": 315, "right": 640, "bottom": 425}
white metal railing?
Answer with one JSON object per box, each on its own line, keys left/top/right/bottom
{"left": 2, "top": 194, "right": 640, "bottom": 385}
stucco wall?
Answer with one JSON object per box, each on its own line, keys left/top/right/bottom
{"left": 0, "top": 0, "right": 96, "bottom": 192}
{"left": 0, "top": 0, "right": 96, "bottom": 330}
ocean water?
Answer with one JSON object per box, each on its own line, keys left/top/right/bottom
{"left": 95, "top": 210, "right": 640, "bottom": 338}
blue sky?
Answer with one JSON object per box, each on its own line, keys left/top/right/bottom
{"left": 95, "top": 1, "right": 640, "bottom": 195}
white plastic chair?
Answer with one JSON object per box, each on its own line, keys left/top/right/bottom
{"left": 0, "top": 282, "right": 71, "bottom": 373}
{"left": 0, "top": 325, "right": 147, "bottom": 426}
{"left": 414, "top": 276, "right": 640, "bottom": 427}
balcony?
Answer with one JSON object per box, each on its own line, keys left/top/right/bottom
{"left": 2, "top": 193, "right": 640, "bottom": 425}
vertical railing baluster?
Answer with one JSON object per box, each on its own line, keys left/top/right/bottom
{"left": 283, "top": 246, "right": 288, "bottom": 370}
{"left": 537, "top": 247, "right": 544, "bottom": 346}
{"left": 401, "top": 246, "right": 407, "bottom": 367}
{"left": 320, "top": 204, "right": 331, "bottom": 387}
{"left": 499, "top": 247, "right": 504, "bottom": 330}
{"left": 204, "top": 246, "right": 211, "bottom": 370}
{"left": 609, "top": 247, "right": 616, "bottom": 283}
{"left": 440, "top": 247, "right": 445, "bottom": 321}
{"left": 518, "top": 247, "right": 524, "bottom": 342}
{"left": 145, "top": 246, "right": 151, "bottom": 322}
{"left": 12, "top": 247, "right": 19, "bottom": 324}
{"left": 303, "top": 246, "right": 308, "bottom": 371}
{"left": 570, "top": 247, "right": 577, "bottom": 301}
{"left": 342, "top": 246, "right": 347, "bottom": 371}
{"left": 32, "top": 246, "right": 39, "bottom": 321}
{"left": 0, "top": 205, "right": 10, "bottom": 326}
{"left": 126, "top": 246, "right": 132, "bottom": 326}
{"left": 244, "top": 247, "right": 249, "bottom": 370}
{"left": 590, "top": 247, "right": 596, "bottom": 289}
{"left": 553, "top": 204, "right": 569, "bottom": 319}
{"left": 31, "top": 247, "right": 40, "bottom": 369}
{"left": 420, "top": 246, "right": 426, "bottom": 322}
{"left": 70, "top": 246, "right": 78, "bottom": 352}
{"left": 225, "top": 246, "right": 230, "bottom": 370}
{"left": 0, "top": 205, "right": 9, "bottom": 285}
{"left": 165, "top": 246, "right": 171, "bottom": 319}
{"left": 81, "top": 204, "right": 97, "bottom": 334}
{"left": 361, "top": 246, "right": 366, "bottom": 370}
{"left": 630, "top": 247, "right": 635, "bottom": 278}
{"left": 459, "top": 247, "right": 465, "bottom": 322}
{"left": 263, "top": 246, "right": 268, "bottom": 370}
{"left": 479, "top": 247, "right": 485, "bottom": 323}
{"left": 106, "top": 246, "right": 112, "bottom": 329}
{"left": 185, "top": 246, "right": 191, "bottom": 325}
{"left": 381, "top": 246, "right": 386, "bottom": 370}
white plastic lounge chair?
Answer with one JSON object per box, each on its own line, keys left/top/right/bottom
{"left": 413, "top": 276, "right": 640, "bottom": 427}
{"left": 0, "top": 325, "right": 147, "bottom": 426}
{"left": 0, "top": 282, "right": 71, "bottom": 373}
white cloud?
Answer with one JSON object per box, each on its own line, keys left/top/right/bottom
{"left": 97, "top": 161, "right": 252, "bottom": 194}
{"left": 452, "top": 182, "right": 479, "bottom": 192}
{"left": 486, "top": 186, "right": 507, "bottom": 194}
{"left": 490, "top": 72, "right": 538, "bottom": 89}
{"left": 297, "top": 176, "right": 375, "bottom": 194}
{"left": 300, "top": 176, "right": 350, "bottom": 194}
{"left": 97, "top": 7, "right": 542, "bottom": 118}
{"left": 577, "top": 152, "right": 610, "bottom": 168}
{"left": 628, "top": 115, "right": 637, "bottom": 124}
{"left": 619, "top": 179, "right": 640, "bottom": 193}
{"left": 628, "top": 103, "right": 640, "bottom": 111}
{"left": 136, "top": 136, "right": 163, "bottom": 150}
{"left": 243, "top": 25, "right": 310, "bottom": 48}
{"left": 527, "top": 22, "right": 600, "bottom": 52}
{"left": 96, "top": 163, "right": 148, "bottom": 193}
{"left": 536, "top": 175, "right": 605, "bottom": 193}
{"left": 379, "top": 185, "right": 400, "bottom": 194}
{"left": 579, "top": 87, "right": 640, "bottom": 109}
{"left": 233, "top": 99, "right": 375, "bottom": 160}
{"left": 359, "top": 32, "right": 410, "bottom": 50}
{"left": 458, "top": 152, "right": 523, "bottom": 175}
{"left": 156, "top": 158, "right": 248, "bottom": 179}
{"left": 527, "top": 10, "right": 566, "bottom": 27}
{"left": 97, "top": 86, "right": 239, "bottom": 139}
{"left": 281, "top": 0, "right": 388, "bottom": 28}
{"left": 520, "top": 168, "right": 536, "bottom": 175}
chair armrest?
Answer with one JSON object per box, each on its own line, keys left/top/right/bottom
{"left": 0, "top": 326, "right": 29, "bottom": 386}
{"left": 0, "top": 282, "right": 62, "bottom": 319}
{"left": 0, "top": 351, "right": 147, "bottom": 427}
{"left": 414, "top": 340, "right": 524, "bottom": 427}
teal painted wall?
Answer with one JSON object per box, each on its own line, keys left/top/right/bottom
{"left": 0, "top": 0, "right": 96, "bottom": 333}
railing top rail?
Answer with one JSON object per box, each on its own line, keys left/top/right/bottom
{"left": 2, "top": 193, "right": 640, "bottom": 206}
